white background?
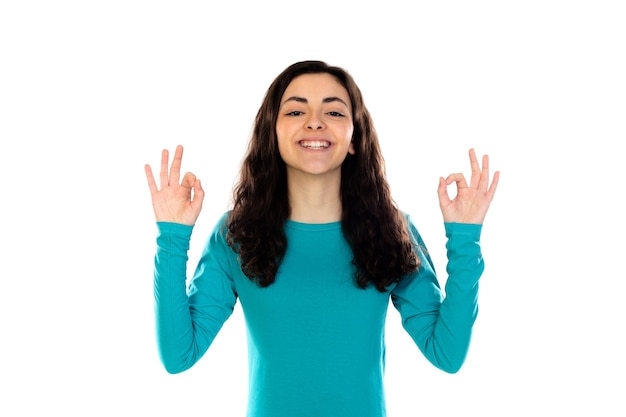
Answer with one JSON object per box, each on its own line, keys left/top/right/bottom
{"left": 1, "top": 1, "right": 624, "bottom": 415}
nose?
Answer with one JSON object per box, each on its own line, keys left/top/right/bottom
{"left": 306, "top": 113, "right": 325, "bottom": 130}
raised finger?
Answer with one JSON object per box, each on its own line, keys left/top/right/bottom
{"left": 486, "top": 170, "right": 500, "bottom": 201}
{"left": 145, "top": 164, "right": 158, "bottom": 194}
{"left": 468, "top": 148, "right": 481, "bottom": 189}
{"left": 169, "top": 145, "right": 184, "bottom": 185}
{"left": 478, "top": 154, "right": 491, "bottom": 191}
{"left": 159, "top": 148, "right": 170, "bottom": 188}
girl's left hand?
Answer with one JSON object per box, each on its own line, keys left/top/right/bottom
{"left": 437, "top": 148, "right": 500, "bottom": 224}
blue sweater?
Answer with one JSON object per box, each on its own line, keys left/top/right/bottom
{"left": 153, "top": 213, "right": 484, "bottom": 416}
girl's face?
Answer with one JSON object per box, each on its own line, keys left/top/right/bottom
{"left": 276, "top": 73, "right": 355, "bottom": 180}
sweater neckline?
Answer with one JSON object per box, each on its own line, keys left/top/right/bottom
{"left": 285, "top": 219, "right": 342, "bottom": 232}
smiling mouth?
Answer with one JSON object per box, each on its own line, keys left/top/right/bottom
{"left": 299, "top": 140, "right": 330, "bottom": 149}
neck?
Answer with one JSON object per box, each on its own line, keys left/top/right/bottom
{"left": 287, "top": 171, "right": 342, "bottom": 224}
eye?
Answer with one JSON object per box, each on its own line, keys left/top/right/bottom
{"left": 286, "top": 110, "right": 304, "bottom": 116}
{"left": 327, "top": 111, "right": 345, "bottom": 117}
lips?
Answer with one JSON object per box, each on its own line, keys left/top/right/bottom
{"left": 299, "top": 140, "right": 331, "bottom": 149}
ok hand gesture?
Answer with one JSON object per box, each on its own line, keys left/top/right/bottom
{"left": 437, "top": 149, "right": 500, "bottom": 225}
{"left": 145, "top": 145, "right": 204, "bottom": 226}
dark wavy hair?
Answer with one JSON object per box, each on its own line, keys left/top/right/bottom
{"left": 227, "top": 60, "right": 419, "bottom": 291}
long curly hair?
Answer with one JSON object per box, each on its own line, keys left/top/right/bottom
{"left": 227, "top": 60, "right": 419, "bottom": 291}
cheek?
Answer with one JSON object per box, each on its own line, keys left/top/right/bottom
{"left": 275, "top": 124, "right": 286, "bottom": 147}
{"left": 346, "top": 125, "right": 355, "bottom": 154}
{"left": 275, "top": 129, "right": 289, "bottom": 160}
{"left": 275, "top": 122, "right": 283, "bottom": 141}
{"left": 275, "top": 119, "right": 293, "bottom": 144}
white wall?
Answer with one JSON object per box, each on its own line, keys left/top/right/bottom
{"left": 1, "top": 1, "right": 624, "bottom": 415}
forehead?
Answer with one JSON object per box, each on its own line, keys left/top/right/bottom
{"left": 283, "top": 73, "right": 350, "bottom": 102}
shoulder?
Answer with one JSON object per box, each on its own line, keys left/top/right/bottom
{"left": 401, "top": 211, "right": 426, "bottom": 247}
{"left": 203, "top": 211, "right": 232, "bottom": 247}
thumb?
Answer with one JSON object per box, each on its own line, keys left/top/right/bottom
{"left": 437, "top": 177, "right": 451, "bottom": 207}
{"left": 191, "top": 179, "right": 205, "bottom": 212}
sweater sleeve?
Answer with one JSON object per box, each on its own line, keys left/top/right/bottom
{"left": 390, "top": 220, "right": 484, "bottom": 373}
{"left": 153, "top": 216, "right": 237, "bottom": 374}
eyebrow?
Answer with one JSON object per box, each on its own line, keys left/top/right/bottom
{"left": 281, "top": 96, "right": 349, "bottom": 107}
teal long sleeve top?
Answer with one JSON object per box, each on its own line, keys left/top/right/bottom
{"left": 153, "top": 212, "right": 484, "bottom": 417}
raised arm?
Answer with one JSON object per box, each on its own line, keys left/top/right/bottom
{"left": 145, "top": 145, "right": 204, "bottom": 225}
{"left": 146, "top": 147, "right": 237, "bottom": 373}
{"left": 392, "top": 150, "right": 499, "bottom": 372}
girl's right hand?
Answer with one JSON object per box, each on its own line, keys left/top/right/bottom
{"left": 144, "top": 145, "right": 204, "bottom": 225}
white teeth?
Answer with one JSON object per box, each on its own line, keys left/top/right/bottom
{"left": 300, "top": 140, "right": 330, "bottom": 149}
